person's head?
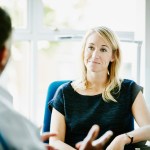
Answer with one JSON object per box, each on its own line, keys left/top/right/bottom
{"left": 80, "top": 26, "right": 122, "bottom": 102}
{"left": 0, "top": 7, "right": 12, "bottom": 74}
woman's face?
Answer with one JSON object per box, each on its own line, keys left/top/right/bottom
{"left": 84, "top": 32, "right": 114, "bottom": 73}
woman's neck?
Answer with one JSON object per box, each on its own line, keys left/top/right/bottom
{"left": 86, "top": 71, "right": 108, "bottom": 90}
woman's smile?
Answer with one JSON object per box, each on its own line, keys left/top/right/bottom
{"left": 88, "top": 60, "right": 101, "bottom": 64}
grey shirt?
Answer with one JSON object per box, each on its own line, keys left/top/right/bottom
{"left": 0, "top": 86, "right": 45, "bottom": 150}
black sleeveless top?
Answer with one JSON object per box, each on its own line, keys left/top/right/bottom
{"left": 50, "top": 79, "right": 143, "bottom": 150}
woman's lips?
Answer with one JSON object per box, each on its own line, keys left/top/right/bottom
{"left": 88, "top": 60, "right": 100, "bottom": 64}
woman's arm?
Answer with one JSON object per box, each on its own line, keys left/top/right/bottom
{"left": 106, "top": 91, "right": 150, "bottom": 150}
{"left": 50, "top": 108, "right": 76, "bottom": 150}
{"left": 128, "top": 91, "right": 150, "bottom": 142}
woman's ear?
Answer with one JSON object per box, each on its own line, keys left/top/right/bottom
{"left": 110, "top": 52, "right": 115, "bottom": 62}
{"left": 110, "top": 56, "right": 115, "bottom": 62}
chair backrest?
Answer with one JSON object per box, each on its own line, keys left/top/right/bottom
{"left": 42, "top": 80, "right": 70, "bottom": 135}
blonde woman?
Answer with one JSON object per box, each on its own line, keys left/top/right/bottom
{"left": 50, "top": 26, "right": 150, "bottom": 150}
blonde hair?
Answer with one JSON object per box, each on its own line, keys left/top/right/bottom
{"left": 75, "top": 26, "right": 122, "bottom": 102}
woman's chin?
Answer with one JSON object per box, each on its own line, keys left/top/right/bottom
{"left": 87, "top": 67, "right": 99, "bottom": 72}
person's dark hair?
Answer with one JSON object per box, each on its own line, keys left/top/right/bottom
{"left": 0, "top": 7, "right": 12, "bottom": 50}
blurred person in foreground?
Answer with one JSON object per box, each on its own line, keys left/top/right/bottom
{"left": 0, "top": 7, "right": 113, "bottom": 150}
{"left": 0, "top": 6, "right": 57, "bottom": 150}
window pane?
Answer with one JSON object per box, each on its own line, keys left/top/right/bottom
{"left": 120, "top": 42, "right": 139, "bottom": 82}
{"left": 37, "top": 41, "right": 81, "bottom": 125}
{"left": 0, "top": 42, "right": 30, "bottom": 117}
{"left": 0, "top": 0, "right": 27, "bottom": 28}
{"left": 42, "top": 0, "right": 136, "bottom": 31}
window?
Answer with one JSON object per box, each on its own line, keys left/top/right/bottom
{"left": 0, "top": 0, "right": 144, "bottom": 126}
{"left": 42, "top": 0, "right": 136, "bottom": 31}
{"left": 0, "top": 0, "right": 27, "bottom": 28}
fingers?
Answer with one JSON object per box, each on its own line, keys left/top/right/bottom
{"left": 93, "top": 130, "right": 113, "bottom": 147}
{"left": 75, "top": 125, "right": 100, "bottom": 150}
{"left": 41, "top": 132, "right": 57, "bottom": 142}
{"left": 75, "top": 141, "right": 82, "bottom": 149}
{"left": 84, "top": 124, "right": 100, "bottom": 142}
{"left": 45, "top": 144, "right": 56, "bottom": 150}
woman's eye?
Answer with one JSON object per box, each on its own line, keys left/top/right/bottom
{"left": 88, "top": 46, "right": 94, "bottom": 51}
{"left": 100, "top": 48, "right": 107, "bottom": 52}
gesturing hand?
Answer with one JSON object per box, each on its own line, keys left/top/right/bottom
{"left": 76, "top": 125, "right": 113, "bottom": 150}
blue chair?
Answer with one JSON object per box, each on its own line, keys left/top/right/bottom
{"left": 42, "top": 80, "right": 70, "bottom": 143}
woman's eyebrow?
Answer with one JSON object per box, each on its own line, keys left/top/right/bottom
{"left": 101, "top": 45, "right": 109, "bottom": 48}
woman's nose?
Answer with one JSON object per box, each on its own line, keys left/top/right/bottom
{"left": 92, "top": 50, "right": 100, "bottom": 58}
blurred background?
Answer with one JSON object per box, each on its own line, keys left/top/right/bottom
{"left": 0, "top": 0, "right": 149, "bottom": 127}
